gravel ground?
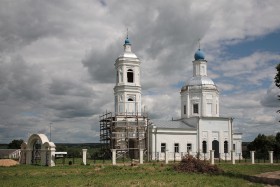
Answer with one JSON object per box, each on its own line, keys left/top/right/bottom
{"left": 253, "top": 171, "right": 280, "bottom": 186}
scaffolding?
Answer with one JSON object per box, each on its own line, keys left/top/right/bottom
{"left": 99, "top": 112, "right": 113, "bottom": 158}
{"left": 99, "top": 112, "right": 149, "bottom": 159}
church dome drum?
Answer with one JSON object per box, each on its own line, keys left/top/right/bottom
{"left": 187, "top": 76, "right": 215, "bottom": 86}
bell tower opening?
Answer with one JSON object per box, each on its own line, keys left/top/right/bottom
{"left": 127, "top": 69, "right": 134, "bottom": 83}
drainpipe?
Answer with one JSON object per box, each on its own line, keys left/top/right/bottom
{"left": 197, "top": 117, "right": 200, "bottom": 154}
{"left": 230, "top": 118, "right": 234, "bottom": 153}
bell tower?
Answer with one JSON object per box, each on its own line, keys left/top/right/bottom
{"left": 114, "top": 36, "right": 142, "bottom": 115}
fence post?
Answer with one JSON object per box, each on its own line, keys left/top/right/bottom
{"left": 269, "top": 151, "right": 273, "bottom": 164}
{"left": 157, "top": 152, "right": 159, "bottom": 162}
{"left": 139, "top": 149, "right": 143, "bottom": 164}
{"left": 111, "top": 149, "right": 116, "bottom": 165}
{"left": 210, "top": 150, "right": 215, "bottom": 165}
{"left": 238, "top": 153, "right": 241, "bottom": 163}
{"left": 165, "top": 150, "right": 169, "bottom": 164}
{"left": 250, "top": 151, "right": 255, "bottom": 164}
{"left": 82, "top": 149, "right": 87, "bottom": 165}
{"left": 231, "top": 150, "right": 235, "bottom": 165}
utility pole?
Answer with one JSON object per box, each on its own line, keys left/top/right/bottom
{"left": 50, "top": 123, "right": 52, "bottom": 141}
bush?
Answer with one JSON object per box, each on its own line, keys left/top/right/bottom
{"left": 174, "top": 155, "right": 223, "bottom": 174}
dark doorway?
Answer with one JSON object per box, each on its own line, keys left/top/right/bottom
{"left": 202, "top": 141, "right": 207, "bottom": 153}
{"left": 212, "top": 140, "right": 219, "bottom": 158}
{"left": 31, "top": 140, "right": 41, "bottom": 165}
{"left": 128, "top": 139, "right": 138, "bottom": 159}
{"left": 224, "top": 141, "right": 228, "bottom": 153}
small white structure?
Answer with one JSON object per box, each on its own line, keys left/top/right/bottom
{"left": 0, "top": 149, "right": 21, "bottom": 159}
{"left": 20, "top": 134, "right": 56, "bottom": 167}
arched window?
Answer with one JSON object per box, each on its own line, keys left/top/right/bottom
{"left": 202, "top": 141, "right": 207, "bottom": 153}
{"left": 193, "top": 103, "right": 199, "bottom": 114}
{"left": 224, "top": 141, "right": 228, "bottom": 153}
{"left": 128, "top": 98, "right": 133, "bottom": 101}
{"left": 127, "top": 69, "right": 134, "bottom": 83}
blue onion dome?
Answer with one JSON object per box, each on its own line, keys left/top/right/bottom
{"left": 124, "top": 37, "right": 131, "bottom": 45}
{"left": 194, "top": 49, "right": 205, "bottom": 60}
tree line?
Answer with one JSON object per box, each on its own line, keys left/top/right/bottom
{"left": 245, "top": 132, "right": 280, "bottom": 158}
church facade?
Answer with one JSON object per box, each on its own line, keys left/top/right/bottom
{"left": 108, "top": 36, "right": 242, "bottom": 160}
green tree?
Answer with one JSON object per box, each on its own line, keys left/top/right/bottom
{"left": 276, "top": 132, "right": 280, "bottom": 142}
{"left": 275, "top": 63, "right": 280, "bottom": 116}
{"left": 247, "top": 134, "right": 275, "bottom": 159}
{"left": 275, "top": 132, "right": 280, "bottom": 155}
{"left": 275, "top": 63, "right": 280, "bottom": 88}
{"left": 8, "top": 139, "right": 24, "bottom": 149}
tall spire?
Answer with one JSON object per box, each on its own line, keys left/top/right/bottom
{"left": 126, "top": 28, "right": 128, "bottom": 39}
{"left": 124, "top": 28, "right": 131, "bottom": 45}
{"left": 194, "top": 39, "right": 205, "bottom": 60}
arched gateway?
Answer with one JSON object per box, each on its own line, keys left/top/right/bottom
{"left": 20, "top": 134, "right": 56, "bottom": 167}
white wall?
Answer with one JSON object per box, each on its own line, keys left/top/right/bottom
{"left": 149, "top": 128, "right": 197, "bottom": 160}
{"left": 199, "top": 118, "right": 232, "bottom": 156}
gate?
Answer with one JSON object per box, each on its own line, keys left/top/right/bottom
{"left": 212, "top": 140, "right": 219, "bottom": 158}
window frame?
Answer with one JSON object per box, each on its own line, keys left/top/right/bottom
{"left": 174, "top": 143, "right": 179, "bottom": 153}
{"left": 202, "top": 141, "right": 207, "bottom": 153}
{"left": 193, "top": 103, "right": 199, "bottom": 114}
{"left": 127, "top": 69, "right": 134, "bottom": 83}
{"left": 161, "top": 143, "right": 166, "bottom": 153}
{"left": 224, "top": 141, "right": 228, "bottom": 153}
{"left": 187, "top": 143, "right": 192, "bottom": 152}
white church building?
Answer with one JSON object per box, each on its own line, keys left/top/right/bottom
{"left": 108, "top": 36, "right": 242, "bottom": 160}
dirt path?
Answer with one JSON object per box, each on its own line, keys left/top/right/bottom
{"left": 252, "top": 171, "right": 280, "bottom": 186}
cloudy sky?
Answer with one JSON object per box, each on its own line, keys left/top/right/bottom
{"left": 0, "top": 0, "right": 279, "bottom": 143}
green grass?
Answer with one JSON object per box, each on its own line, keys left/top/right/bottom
{"left": 0, "top": 162, "right": 279, "bottom": 186}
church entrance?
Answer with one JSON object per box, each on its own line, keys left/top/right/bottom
{"left": 212, "top": 140, "right": 219, "bottom": 158}
{"left": 20, "top": 133, "right": 56, "bottom": 166}
{"left": 31, "top": 139, "right": 41, "bottom": 165}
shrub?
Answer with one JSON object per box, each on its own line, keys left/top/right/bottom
{"left": 174, "top": 155, "right": 223, "bottom": 174}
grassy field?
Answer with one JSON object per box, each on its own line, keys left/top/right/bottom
{"left": 0, "top": 161, "right": 280, "bottom": 186}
